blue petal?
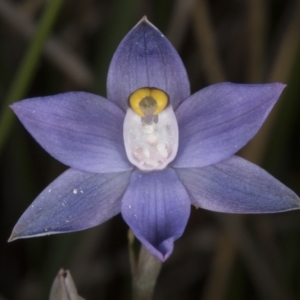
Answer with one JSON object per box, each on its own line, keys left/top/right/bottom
{"left": 173, "top": 83, "right": 286, "bottom": 168}
{"left": 11, "top": 92, "right": 132, "bottom": 173}
{"left": 107, "top": 17, "right": 190, "bottom": 111}
{"left": 176, "top": 155, "right": 300, "bottom": 213}
{"left": 121, "top": 168, "right": 191, "bottom": 261}
{"left": 9, "top": 168, "right": 132, "bottom": 240}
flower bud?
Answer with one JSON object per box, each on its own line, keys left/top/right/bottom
{"left": 49, "top": 269, "right": 85, "bottom": 300}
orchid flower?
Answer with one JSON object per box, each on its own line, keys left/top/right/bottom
{"left": 10, "top": 17, "right": 300, "bottom": 261}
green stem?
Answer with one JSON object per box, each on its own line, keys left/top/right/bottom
{"left": 0, "top": 0, "right": 64, "bottom": 153}
{"left": 132, "top": 246, "right": 162, "bottom": 300}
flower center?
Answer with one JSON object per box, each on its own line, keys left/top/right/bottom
{"left": 123, "top": 87, "right": 179, "bottom": 171}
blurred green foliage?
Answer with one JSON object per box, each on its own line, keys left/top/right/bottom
{"left": 0, "top": 0, "right": 300, "bottom": 299}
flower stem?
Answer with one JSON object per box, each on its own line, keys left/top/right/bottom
{"left": 132, "top": 246, "right": 162, "bottom": 300}
{"left": 0, "top": 0, "right": 64, "bottom": 153}
{"left": 128, "top": 230, "right": 162, "bottom": 300}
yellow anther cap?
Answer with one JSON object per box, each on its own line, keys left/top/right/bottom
{"left": 128, "top": 87, "right": 169, "bottom": 117}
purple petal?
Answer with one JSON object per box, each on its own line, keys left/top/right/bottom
{"left": 11, "top": 92, "right": 132, "bottom": 173}
{"left": 9, "top": 168, "right": 132, "bottom": 240}
{"left": 107, "top": 17, "right": 190, "bottom": 111}
{"left": 121, "top": 168, "right": 190, "bottom": 261}
{"left": 176, "top": 155, "right": 300, "bottom": 213}
{"left": 173, "top": 83, "right": 286, "bottom": 168}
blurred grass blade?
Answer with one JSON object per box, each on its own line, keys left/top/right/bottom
{"left": 0, "top": 0, "right": 64, "bottom": 154}
{"left": 94, "top": 0, "right": 141, "bottom": 96}
{"left": 192, "top": 0, "right": 226, "bottom": 83}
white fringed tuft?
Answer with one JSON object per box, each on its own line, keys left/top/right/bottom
{"left": 123, "top": 106, "right": 179, "bottom": 171}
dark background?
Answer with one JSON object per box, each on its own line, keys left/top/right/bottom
{"left": 1, "top": 0, "right": 300, "bottom": 299}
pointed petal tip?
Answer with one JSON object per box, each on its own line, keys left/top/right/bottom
{"left": 7, "top": 228, "right": 58, "bottom": 242}
{"left": 132, "top": 16, "right": 149, "bottom": 30}
{"left": 142, "top": 237, "right": 174, "bottom": 262}
{"left": 282, "top": 193, "right": 300, "bottom": 212}
{"left": 121, "top": 169, "right": 190, "bottom": 261}
{"left": 158, "top": 238, "right": 174, "bottom": 262}
{"left": 273, "top": 82, "right": 287, "bottom": 93}
{"left": 141, "top": 15, "right": 148, "bottom": 22}
{"left": 176, "top": 156, "right": 300, "bottom": 214}
{"left": 7, "top": 232, "right": 16, "bottom": 242}
{"left": 107, "top": 16, "right": 190, "bottom": 110}
{"left": 9, "top": 102, "right": 20, "bottom": 112}
{"left": 8, "top": 169, "right": 130, "bottom": 243}
{"left": 133, "top": 16, "right": 159, "bottom": 32}
{"left": 7, "top": 229, "right": 41, "bottom": 242}
{"left": 276, "top": 82, "right": 287, "bottom": 88}
{"left": 8, "top": 228, "right": 39, "bottom": 242}
{"left": 8, "top": 228, "right": 29, "bottom": 242}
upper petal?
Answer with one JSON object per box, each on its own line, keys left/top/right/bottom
{"left": 10, "top": 168, "right": 132, "bottom": 240}
{"left": 107, "top": 17, "right": 190, "bottom": 111}
{"left": 173, "top": 83, "right": 286, "bottom": 168}
{"left": 121, "top": 168, "right": 191, "bottom": 261}
{"left": 176, "top": 155, "right": 300, "bottom": 213}
{"left": 11, "top": 92, "right": 132, "bottom": 173}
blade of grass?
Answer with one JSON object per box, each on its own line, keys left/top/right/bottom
{"left": 192, "top": 0, "right": 226, "bottom": 83}
{"left": 246, "top": 0, "right": 267, "bottom": 82}
{"left": 94, "top": 0, "right": 141, "bottom": 96}
{"left": 219, "top": 215, "right": 296, "bottom": 300}
{"left": 166, "top": 0, "right": 194, "bottom": 49}
{"left": 201, "top": 233, "right": 235, "bottom": 300}
{"left": 240, "top": 1, "right": 300, "bottom": 163}
{"left": 0, "top": 0, "right": 94, "bottom": 89}
{"left": 0, "top": 0, "right": 64, "bottom": 154}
